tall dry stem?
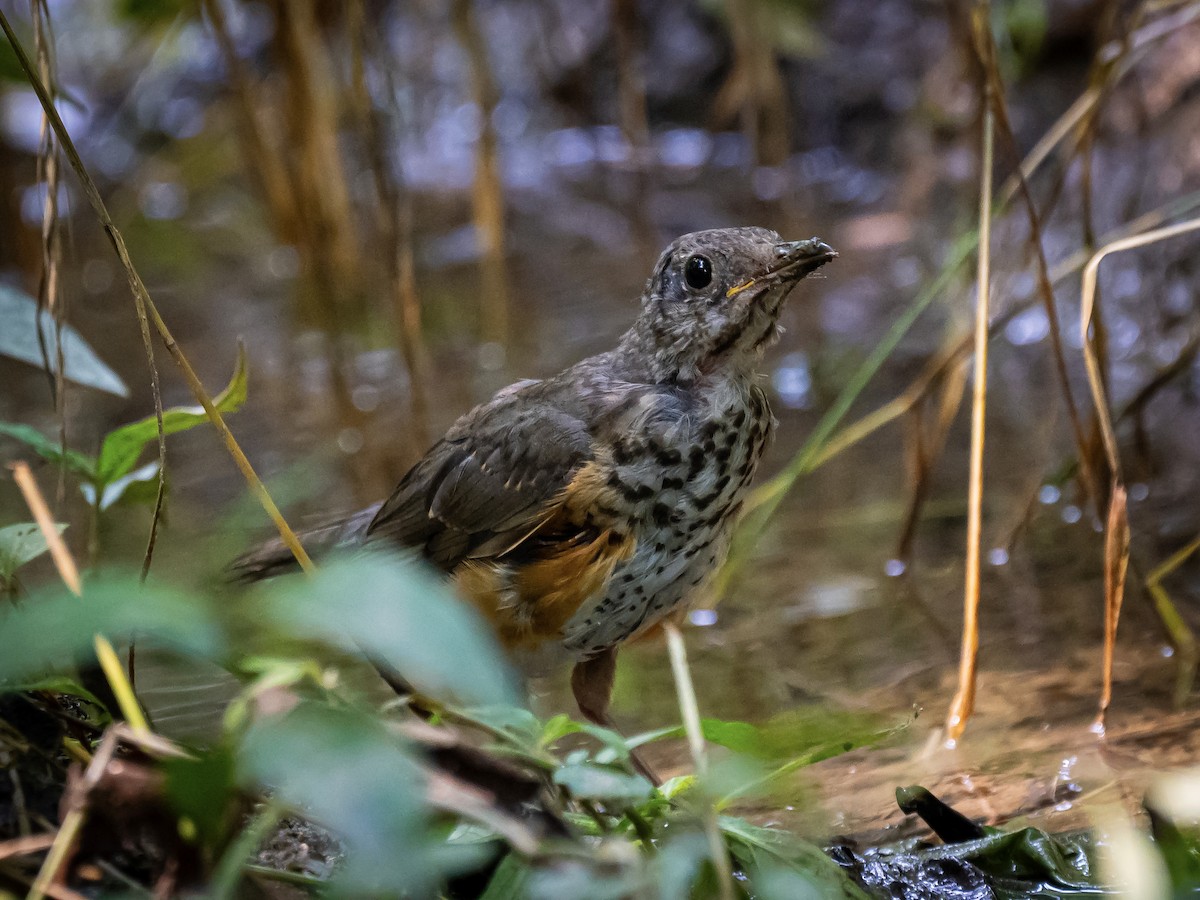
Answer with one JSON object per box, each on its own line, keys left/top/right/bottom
{"left": 945, "top": 5, "right": 994, "bottom": 744}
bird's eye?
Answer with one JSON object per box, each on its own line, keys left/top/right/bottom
{"left": 684, "top": 255, "right": 713, "bottom": 290}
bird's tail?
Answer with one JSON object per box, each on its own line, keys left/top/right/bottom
{"left": 228, "top": 502, "right": 383, "bottom": 582}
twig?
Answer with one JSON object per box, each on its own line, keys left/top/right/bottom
{"left": 0, "top": 833, "right": 55, "bottom": 862}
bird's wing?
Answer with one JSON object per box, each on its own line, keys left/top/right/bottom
{"left": 367, "top": 384, "right": 598, "bottom": 570}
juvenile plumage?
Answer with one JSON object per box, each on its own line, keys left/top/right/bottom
{"left": 235, "top": 226, "right": 836, "bottom": 736}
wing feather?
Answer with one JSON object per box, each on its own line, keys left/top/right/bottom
{"left": 367, "top": 385, "right": 594, "bottom": 570}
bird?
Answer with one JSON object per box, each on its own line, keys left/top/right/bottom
{"left": 234, "top": 226, "right": 836, "bottom": 754}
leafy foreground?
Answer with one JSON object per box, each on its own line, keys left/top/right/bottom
{"left": 0, "top": 550, "right": 1193, "bottom": 898}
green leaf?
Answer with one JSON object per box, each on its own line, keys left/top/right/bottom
{"left": 80, "top": 460, "right": 162, "bottom": 511}
{"left": 259, "top": 550, "right": 524, "bottom": 708}
{"left": 0, "top": 572, "right": 225, "bottom": 685}
{"left": 926, "top": 826, "right": 1098, "bottom": 890}
{"left": 11, "top": 675, "right": 110, "bottom": 723}
{"left": 94, "top": 344, "right": 247, "bottom": 483}
{"left": 237, "top": 701, "right": 450, "bottom": 896}
{"left": 538, "top": 713, "right": 584, "bottom": 748}
{"left": 652, "top": 832, "right": 710, "bottom": 900}
{"left": 458, "top": 705, "right": 543, "bottom": 747}
{"left": 0, "top": 422, "right": 96, "bottom": 477}
{"left": 163, "top": 748, "right": 238, "bottom": 849}
{"left": 554, "top": 762, "right": 654, "bottom": 803}
{"left": 0, "top": 283, "right": 128, "bottom": 396}
{"left": 0, "top": 521, "right": 66, "bottom": 580}
{"left": 479, "top": 854, "right": 532, "bottom": 900}
{"left": 721, "top": 818, "right": 870, "bottom": 900}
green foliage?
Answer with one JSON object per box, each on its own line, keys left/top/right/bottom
{"left": 0, "top": 345, "right": 247, "bottom": 513}
{"left": 98, "top": 346, "right": 247, "bottom": 485}
{"left": 0, "top": 521, "right": 66, "bottom": 587}
{"left": 0, "top": 573, "right": 226, "bottom": 682}
{"left": 723, "top": 818, "right": 871, "bottom": 899}
{"left": 0, "top": 283, "right": 128, "bottom": 396}
{"left": 238, "top": 701, "right": 457, "bottom": 896}
{"left": 257, "top": 551, "right": 524, "bottom": 708}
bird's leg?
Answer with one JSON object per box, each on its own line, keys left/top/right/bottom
{"left": 571, "top": 648, "right": 661, "bottom": 785}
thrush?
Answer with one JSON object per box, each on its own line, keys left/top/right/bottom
{"left": 235, "top": 227, "right": 836, "bottom": 742}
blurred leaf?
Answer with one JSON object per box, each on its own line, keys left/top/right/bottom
{"left": 14, "top": 674, "right": 109, "bottom": 721}
{"left": 714, "top": 707, "right": 900, "bottom": 760}
{"left": 458, "top": 705, "right": 543, "bottom": 747}
{"left": 163, "top": 747, "right": 238, "bottom": 849}
{"left": 0, "top": 521, "right": 66, "bottom": 580}
{"left": 652, "top": 832, "right": 711, "bottom": 900}
{"left": 479, "top": 853, "right": 532, "bottom": 900}
{"left": 0, "top": 283, "right": 128, "bottom": 396}
{"left": 0, "top": 422, "right": 96, "bottom": 477}
{"left": 554, "top": 762, "right": 653, "bottom": 802}
{"left": 95, "top": 345, "right": 247, "bottom": 483}
{"left": 0, "top": 573, "right": 225, "bottom": 684}
{"left": 528, "top": 858, "right": 638, "bottom": 900}
{"left": 538, "top": 713, "right": 584, "bottom": 748}
{"left": 1146, "top": 811, "right": 1200, "bottom": 892}
{"left": 261, "top": 551, "right": 524, "bottom": 708}
{"left": 722, "top": 818, "right": 870, "bottom": 899}
{"left": 238, "top": 701, "right": 446, "bottom": 896}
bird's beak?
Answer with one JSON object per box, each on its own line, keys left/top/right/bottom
{"left": 769, "top": 238, "right": 838, "bottom": 280}
{"left": 727, "top": 237, "right": 838, "bottom": 297}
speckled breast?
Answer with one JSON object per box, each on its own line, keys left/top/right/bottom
{"left": 562, "top": 382, "right": 773, "bottom": 655}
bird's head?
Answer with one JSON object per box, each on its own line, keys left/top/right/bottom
{"left": 625, "top": 227, "right": 836, "bottom": 383}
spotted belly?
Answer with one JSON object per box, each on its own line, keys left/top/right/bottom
{"left": 561, "top": 390, "right": 772, "bottom": 655}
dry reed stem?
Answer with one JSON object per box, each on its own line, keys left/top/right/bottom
{"left": 451, "top": 0, "right": 510, "bottom": 345}
{"left": 945, "top": 7, "right": 994, "bottom": 744}
{"left": 31, "top": 0, "right": 64, "bottom": 445}
{"left": 1096, "top": 485, "right": 1130, "bottom": 731}
{"left": 201, "top": 0, "right": 298, "bottom": 238}
{"left": 977, "top": 26, "right": 1099, "bottom": 509}
{"left": 0, "top": 10, "right": 314, "bottom": 575}
{"left": 11, "top": 461, "right": 79, "bottom": 594}
{"left": 897, "top": 360, "right": 970, "bottom": 561}
{"left": 1080, "top": 217, "right": 1200, "bottom": 476}
{"left": 663, "top": 622, "right": 734, "bottom": 900}
{"left": 10, "top": 461, "right": 148, "bottom": 734}
{"left": 1080, "top": 215, "right": 1200, "bottom": 722}
{"left": 27, "top": 727, "right": 124, "bottom": 900}
{"left": 349, "top": 0, "right": 432, "bottom": 452}
{"left": 0, "top": 833, "right": 56, "bottom": 862}
{"left": 612, "top": 0, "right": 649, "bottom": 148}
{"left": 995, "top": 0, "right": 1200, "bottom": 209}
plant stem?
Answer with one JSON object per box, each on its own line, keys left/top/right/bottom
{"left": 664, "top": 623, "right": 733, "bottom": 900}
